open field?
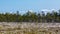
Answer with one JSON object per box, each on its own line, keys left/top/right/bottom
{"left": 0, "top": 22, "right": 60, "bottom": 34}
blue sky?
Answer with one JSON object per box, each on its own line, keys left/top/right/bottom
{"left": 0, "top": 0, "right": 60, "bottom": 14}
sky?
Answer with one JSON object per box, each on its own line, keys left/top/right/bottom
{"left": 0, "top": 0, "right": 60, "bottom": 14}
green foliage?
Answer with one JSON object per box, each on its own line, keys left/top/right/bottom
{"left": 0, "top": 10, "right": 60, "bottom": 22}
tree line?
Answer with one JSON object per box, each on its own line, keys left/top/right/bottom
{"left": 0, "top": 10, "right": 60, "bottom": 23}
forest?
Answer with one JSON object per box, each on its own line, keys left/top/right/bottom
{"left": 0, "top": 9, "right": 60, "bottom": 23}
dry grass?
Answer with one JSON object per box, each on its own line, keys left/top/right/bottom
{"left": 0, "top": 22, "right": 60, "bottom": 34}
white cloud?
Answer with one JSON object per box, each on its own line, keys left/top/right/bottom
{"left": 29, "top": 10, "right": 34, "bottom": 13}
{"left": 41, "top": 9, "right": 58, "bottom": 13}
{"left": 41, "top": 9, "right": 51, "bottom": 12}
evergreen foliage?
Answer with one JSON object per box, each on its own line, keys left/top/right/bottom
{"left": 0, "top": 10, "right": 60, "bottom": 22}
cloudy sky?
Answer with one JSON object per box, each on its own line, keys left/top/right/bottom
{"left": 0, "top": 0, "right": 60, "bottom": 14}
